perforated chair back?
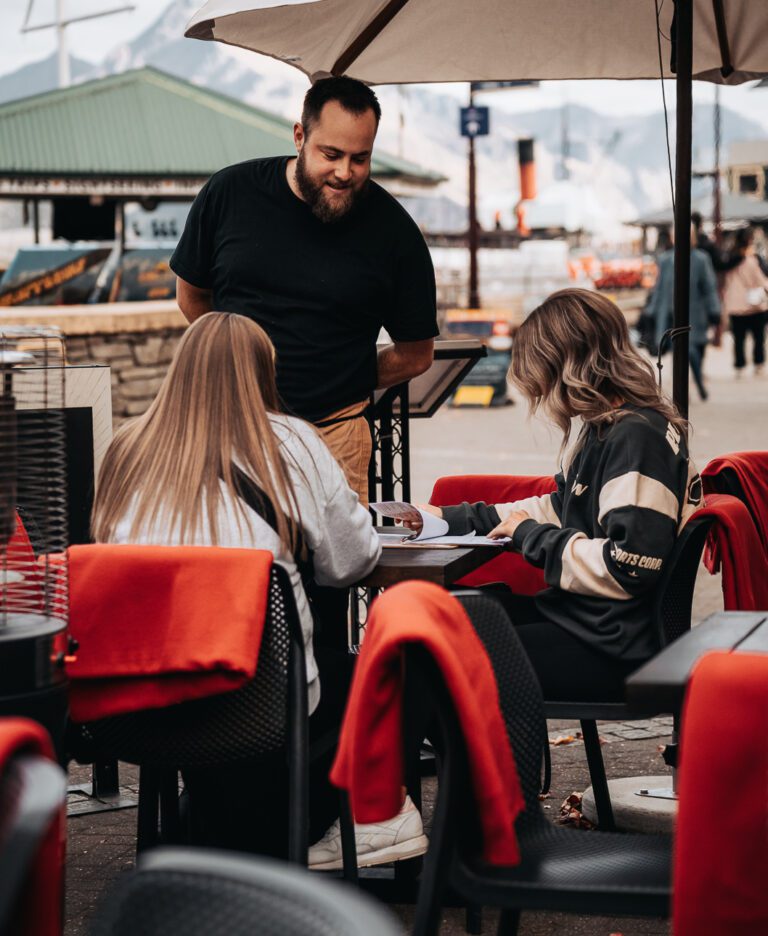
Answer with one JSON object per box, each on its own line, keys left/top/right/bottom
{"left": 451, "top": 591, "right": 548, "bottom": 829}
{"left": 90, "top": 847, "right": 401, "bottom": 936}
{"left": 406, "top": 601, "right": 671, "bottom": 936}
{"left": 0, "top": 754, "right": 66, "bottom": 936}
{"left": 651, "top": 514, "right": 714, "bottom": 648}
{"left": 77, "top": 564, "right": 302, "bottom": 768}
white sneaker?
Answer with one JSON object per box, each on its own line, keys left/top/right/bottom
{"left": 309, "top": 795, "right": 428, "bottom": 871}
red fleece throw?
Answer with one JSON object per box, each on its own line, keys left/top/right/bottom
{"left": 430, "top": 475, "right": 557, "bottom": 596}
{"left": 0, "top": 718, "right": 64, "bottom": 936}
{"left": 67, "top": 545, "right": 272, "bottom": 721}
{"left": 2, "top": 513, "right": 44, "bottom": 614}
{"left": 674, "top": 651, "right": 768, "bottom": 936}
{"left": 696, "top": 495, "right": 768, "bottom": 611}
{"left": 330, "top": 581, "right": 524, "bottom": 866}
{"left": 702, "top": 452, "right": 768, "bottom": 556}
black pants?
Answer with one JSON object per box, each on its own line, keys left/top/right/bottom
{"left": 731, "top": 311, "right": 766, "bottom": 370}
{"left": 483, "top": 587, "right": 642, "bottom": 702}
{"left": 182, "top": 647, "right": 355, "bottom": 858}
{"left": 306, "top": 581, "right": 351, "bottom": 651}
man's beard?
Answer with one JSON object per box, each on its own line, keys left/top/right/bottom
{"left": 295, "top": 150, "right": 369, "bottom": 223}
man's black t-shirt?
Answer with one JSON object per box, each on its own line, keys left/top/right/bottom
{"left": 170, "top": 156, "right": 438, "bottom": 422}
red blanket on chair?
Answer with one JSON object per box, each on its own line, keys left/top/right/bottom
{"left": 702, "top": 452, "right": 768, "bottom": 555}
{"left": 429, "top": 475, "right": 557, "bottom": 596}
{"left": 674, "top": 651, "right": 768, "bottom": 936}
{"left": 0, "top": 718, "right": 64, "bottom": 936}
{"left": 330, "top": 581, "right": 524, "bottom": 867}
{"left": 67, "top": 545, "right": 273, "bottom": 721}
{"left": 697, "top": 495, "right": 768, "bottom": 611}
{"left": 1, "top": 513, "right": 44, "bottom": 614}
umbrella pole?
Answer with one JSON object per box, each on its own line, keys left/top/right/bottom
{"left": 672, "top": 0, "right": 693, "bottom": 418}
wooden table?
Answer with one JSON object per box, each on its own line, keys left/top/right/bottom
{"left": 359, "top": 530, "right": 502, "bottom": 589}
{"left": 625, "top": 611, "right": 768, "bottom": 716}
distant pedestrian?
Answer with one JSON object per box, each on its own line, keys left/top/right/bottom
{"left": 721, "top": 227, "right": 768, "bottom": 377}
{"left": 691, "top": 212, "right": 742, "bottom": 274}
{"left": 646, "top": 226, "right": 721, "bottom": 401}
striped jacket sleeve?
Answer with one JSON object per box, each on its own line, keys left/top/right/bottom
{"left": 512, "top": 419, "right": 687, "bottom": 600}
{"left": 442, "top": 473, "right": 565, "bottom": 535}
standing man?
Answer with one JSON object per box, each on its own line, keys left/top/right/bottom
{"left": 170, "top": 77, "right": 437, "bottom": 506}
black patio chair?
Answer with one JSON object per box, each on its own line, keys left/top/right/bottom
{"left": 69, "top": 563, "right": 352, "bottom": 871}
{"left": 0, "top": 745, "right": 66, "bottom": 936}
{"left": 410, "top": 591, "right": 671, "bottom": 936}
{"left": 538, "top": 513, "right": 713, "bottom": 829}
{"left": 90, "top": 847, "right": 400, "bottom": 936}
{"left": 704, "top": 464, "right": 764, "bottom": 544}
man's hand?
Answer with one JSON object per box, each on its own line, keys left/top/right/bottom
{"left": 399, "top": 503, "right": 443, "bottom": 534}
{"left": 488, "top": 510, "right": 532, "bottom": 541}
{"left": 377, "top": 339, "right": 434, "bottom": 389}
{"left": 176, "top": 276, "right": 213, "bottom": 324}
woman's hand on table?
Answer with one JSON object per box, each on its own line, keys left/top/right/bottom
{"left": 488, "top": 510, "right": 531, "bottom": 543}
{"left": 399, "top": 503, "right": 443, "bottom": 534}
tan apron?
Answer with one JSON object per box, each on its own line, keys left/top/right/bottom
{"left": 314, "top": 401, "right": 372, "bottom": 508}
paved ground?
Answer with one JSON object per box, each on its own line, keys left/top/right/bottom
{"left": 64, "top": 336, "right": 768, "bottom": 934}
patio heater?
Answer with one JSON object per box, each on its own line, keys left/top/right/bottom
{"left": 0, "top": 326, "right": 71, "bottom": 760}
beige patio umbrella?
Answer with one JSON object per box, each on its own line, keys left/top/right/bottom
{"left": 185, "top": 0, "right": 765, "bottom": 86}
{"left": 183, "top": 0, "right": 768, "bottom": 413}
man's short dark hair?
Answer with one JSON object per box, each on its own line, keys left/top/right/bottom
{"left": 302, "top": 77, "right": 381, "bottom": 134}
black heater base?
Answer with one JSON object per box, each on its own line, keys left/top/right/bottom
{"left": 0, "top": 683, "right": 69, "bottom": 766}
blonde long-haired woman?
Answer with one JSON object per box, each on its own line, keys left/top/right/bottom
{"left": 418, "top": 288, "right": 702, "bottom": 700}
{"left": 92, "top": 313, "right": 425, "bottom": 864}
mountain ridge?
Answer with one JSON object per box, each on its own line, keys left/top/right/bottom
{"left": 1, "top": 0, "right": 766, "bottom": 236}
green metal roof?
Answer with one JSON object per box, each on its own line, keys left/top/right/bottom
{"left": 0, "top": 66, "right": 443, "bottom": 186}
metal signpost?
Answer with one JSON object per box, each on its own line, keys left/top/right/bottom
{"left": 460, "top": 101, "right": 489, "bottom": 310}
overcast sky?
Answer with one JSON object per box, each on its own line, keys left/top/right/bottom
{"left": 3, "top": 0, "right": 767, "bottom": 129}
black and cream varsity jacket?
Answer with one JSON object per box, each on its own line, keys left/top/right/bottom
{"left": 442, "top": 406, "right": 702, "bottom": 662}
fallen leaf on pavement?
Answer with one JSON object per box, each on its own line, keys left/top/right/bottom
{"left": 557, "top": 791, "right": 596, "bottom": 830}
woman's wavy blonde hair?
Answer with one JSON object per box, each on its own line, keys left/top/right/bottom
{"left": 509, "top": 288, "right": 686, "bottom": 455}
{"left": 92, "top": 312, "right": 303, "bottom": 551}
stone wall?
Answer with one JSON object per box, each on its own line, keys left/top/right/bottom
{"left": 0, "top": 300, "right": 186, "bottom": 425}
{"left": 64, "top": 329, "right": 184, "bottom": 420}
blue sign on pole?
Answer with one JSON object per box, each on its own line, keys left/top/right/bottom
{"left": 460, "top": 106, "right": 489, "bottom": 138}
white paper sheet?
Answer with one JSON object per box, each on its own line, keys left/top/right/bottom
{"left": 371, "top": 502, "right": 510, "bottom": 546}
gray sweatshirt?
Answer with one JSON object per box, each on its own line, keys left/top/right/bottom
{"left": 112, "top": 413, "right": 381, "bottom": 712}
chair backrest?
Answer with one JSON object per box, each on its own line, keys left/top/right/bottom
{"left": 76, "top": 564, "right": 305, "bottom": 768}
{"left": 651, "top": 515, "right": 714, "bottom": 648}
{"left": 90, "top": 847, "right": 401, "bottom": 936}
{"left": 0, "top": 753, "right": 66, "bottom": 936}
{"left": 429, "top": 475, "right": 556, "bottom": 596}
{"left": 447, "top": 591, "right": 549, "bottom": 830}
{"left": 705, "top": 466, "right": 764, "bottom": 545}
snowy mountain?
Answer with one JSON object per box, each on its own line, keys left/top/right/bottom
{"left": 2, "top": 0, "right": 767, "bottom": 238}
{"left": 93, "top": 0, "right": 768, "bottom": 236}
{"left": 0, "top": 51, "right": 92, "bottom": 105}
